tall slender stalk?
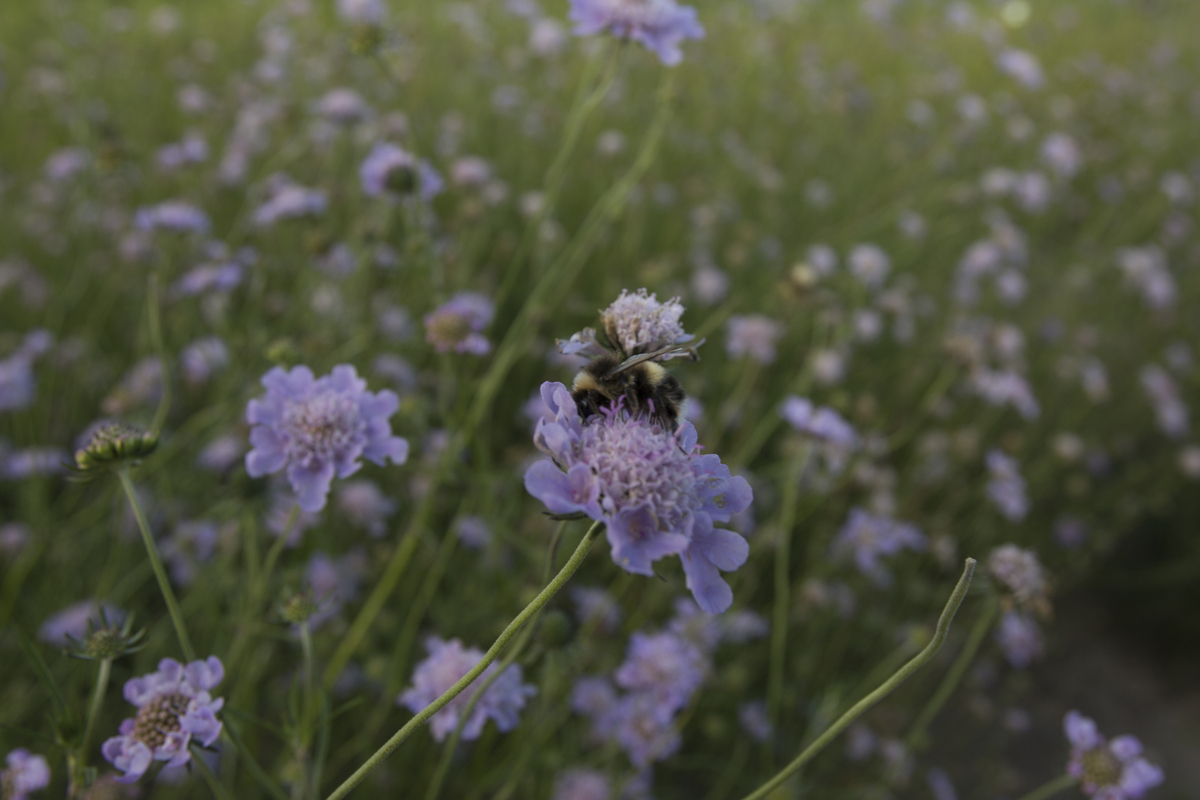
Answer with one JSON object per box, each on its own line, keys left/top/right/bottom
{"left": 70, "top": 657, "right": 112, "bottom": 798}
{"left": 739, "top": 558, "right": 977, "bottom": 800}
{"left": 324, "top": 521, "right": 603, "bottom": 800}
{"left": 117, "top": 467, "right": 195, "bottom": 661}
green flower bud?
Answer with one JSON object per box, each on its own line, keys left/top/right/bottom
{"left": 66, "top": 611, "right": 146, "bottom": 661}
{"left": 281, "top": 593, "right": 322, "bottom": 625}
{"left": 74, "top": 423, "right": 158, "bottom": 472}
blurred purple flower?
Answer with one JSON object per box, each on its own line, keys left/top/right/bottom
{"left": 180, "top": 337, "right": 230, "bottom": 385}
{"left": 1064, "top": 711, "right": 1164, "bottom": 799}
{"left": 253, "top": 176, "right": 327, "bottom": 226}
{"left": 848, "top": 243, "right": 891, "bottom": 290}
{"left": 738, "top": 701, "right": 772, "bottom": 742}
{"left": 615, "top": 631, "right": 706, "bottom": 714}
{"left": 831, "top": 508, "right": 926, "bottom": 587}
{"left": 37, "top": 600, "right": 127, "bottom": 646}
{"left": 336, "top": 479, "right": 397, "bottom": 537}
{"left": 360, "top": 142, "right": 443, "bottom": 200}
{"left": 453, "top": 515, "right": 492, "bottom": 549}
{"left": 571, "top": 586, "right": 622, "bottom": 632}
{"left": 552, "top": 768, "right": 611, "bottom": 800}
{"left": 524, "top": 382, "right": 752, "bottom": 613}
{"left": 725, "top": 315, "right": 783, "bottom": 364}
{"left": 134, "top": 201, "right": 210, "bottom": 234}
{"left": 1139, "top": 364, "right": 1188, "bottom": 440}
{"left": 424, "top": 292, "right": 494, "bottom": 355}
{"left": 986, "top": 450, "right": 1029, "bottom": 522}
{"left": 398, "top": 637, "right": 536, "bottom": 742}
{"left": 569, "top": 0, "right": 704, "bottom": 66}
{"left": 1, "top": 749, "right": 50, "bottom": 799}
{"left": 245, "top": 365, "right": 409, "bottom": 513}
{"left": 995, "top": 610, "right": 1042, "bottom": 668}
{"left": 101, "top": 657, "right": 225, "bottom": 783}
{"left": 779, "top": 396, "right": 858, "bottom": 448}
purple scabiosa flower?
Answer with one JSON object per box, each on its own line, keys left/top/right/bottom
{"left": 398, "top": 637, "right": 536, "bottom": 742}
{"left": 1139, "top": 364, "right": 1188, "bottom": 440}
{"left": 599, "top": 288, "right": 688, "bottom": 356}
{"left": 552, "top": 768, "right": 611, "bottom": 800}
{"left": 610, "top": 693, "right": 682, "bottom": 769}
{"left": 134, "top": 201, "right": 210, "bottom": 234}
{"left": 996, "top": 49, "right": 1044, "bottom": 89}
{"left": 571, "top": 676, "right": 619, "bottom": 724}
{"left": 253, "top": 176, "right": 327, "bottom": 226}
{"left": 245, "top": 365, "right": 409, "bottom": 513}
{"left": 304, "top": 548, "right": 367, "bottom": 628}
{"left": 1179, "top": 446, "right": 1200, "bottom": 480}
{"left": 725, "top": 315, "right": 783, "bottom": 364}
{"left": 778, "top": 396, "right": 858, "bottom": 448}
{"left": 197, "top": 434, "right": 244, "bottom": 473}
{"left": 156, "top": 134, "right": 208, "bottom": 170}
{"left": 691, "top": 266, "right": 729, "bottom": 305}
{"left": 101, "top": 657, "right": 225, "bottom": 783}
{"left": 44, "top": 147, "right": 90, "bottom": 181}
{"left": 1064, "top": 711, "right": 1164, "bottom": 799}
{"left": 337, "top": 0, "right": 385, "bottom": 24}
{"left": 1, "top": 749, "right": 50, "bottom": 799}
{"left": 986, "top": 450, "right": 1029, "bottom": 522}
{"left": 848, "top": 243, "right": 891, "bottom": 290}
{"left": 0, "top": 353, "right": 36, "bottom": 411}
{"left": 38, "top": 601, "right": 127, "bottom": 646}
{"left": 995, "top": 610, "right": 1042, "bottom": 668}
{"left": 180, "top": 337, "right": 230, "bottom": 386}
{"left": 665, "top": 597, "right": 722, "bottom": 652}
{"left": 162, "top": 520, "right": 221, "bottom": 587}
{"left": 970, "top": 369, "right": 1041, "bottom": 420}
{"left": 336, "top": 479, "right": 397, "bottom": 537}
{"left": 1, "top": 446, "right": 68, "bottom": 480}
{"left": 831, "top": 508, "right": 926, "bottom": 587}
{"left": 986, "top": 544, "right": 1049, "bottom": 613}
{"left": 0, "top": 522, "right": 31, "bottom": 558}
{"left": 1116, "top": 247, "right": 1176, "bottom": 310}
{"left": 171, "top": 262, "right": 244, "bottom": 299}
{"left": 424, "top": 292, "right": 494, "bottom": 355}
{"left": 568, "top": 0, "right": 705, "bottom": 67}
{"left": 453, "top": 515, "right": 492, "bottom": 550}
{"left": 927, "top": 767, "right": 958, "bottom": 800}
{"left": 738, "top": 701, "right": 772, "bottom": 742}
{"left": 360, "top": 142, "right": 443, "bottom": 200}
{"left": 571, "top": 586, "right": 622, "bottom": 633}
{"left": 314, "top": 88, "right": 372, "bottom": 124}
{"left": 1041, "top": 133, "right": 1082, "bottom": 179}
{"left": 1054, "top": 516, "right": 1088, "bottom": 549}
{"left": 524, "top": 382, "right": 752, "bottom": 614}
{"left": 615, "top": 631, "right": 707, "bottom": 714}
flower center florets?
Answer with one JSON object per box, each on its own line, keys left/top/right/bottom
{"left": 1081, "top": 747, "right": 1122, "bottom": 788}
{"left": 132, "top": 692, "right": 190, "bottom": 750}
{"left": 428, "top": 313, "right": 471, "bottom": 347}
{"left": 582, "top": 413, "right": 697, "bottom": 524}
{"left": 283, "top": 393, "right": 360, "bottom": 462}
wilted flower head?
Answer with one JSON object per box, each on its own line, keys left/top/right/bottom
{"left": 1, "top": 749, "right": 50, "bottom": 799}
{"left": 424, "top": 292, "right": 494, "bottom": 355}
{"left": 832, "top": 507, "right": 926, "bottom": 587}
{"left": 525, "top": 382, "right": 752, "bottom": 613}
{"left": 245, "top": 365, "right": 409, "bottom": 512}
{"left": 398, "top": 637, "right": 536, "bottom": 742}
{"left": 599, "top": 289, "right": 688, "bottom": 356}
{"left": 74, "top": 422, "right": 159, "bottom": 472}
{"left": 986, "top": 544, "right": 1049, "bottom": 614}
{"left": 1063, "top": 711, "right": 1164, "bottom": 799}
{"left": 101, "top": 657, "right": 225, "bottom": 783}
{"left": 569, "top": 0, "right": 705, "bottom": 66}
{"left": 725, "top": 315, "right": 783, "bottom": 365}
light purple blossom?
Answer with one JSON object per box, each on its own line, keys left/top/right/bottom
{"left": 599, "top": 289, "right": 688, "bottom": 356}
{"left": 1, "top": 446, "right": 69, "bottom": 480}
{"left": 44, "top": 147, "right": 90, "bottom": 181}
{"left": 314, "top": 88, "right": 372, "bottom": 124}
{"left": 986, "top": 450, "right": 1029, "bottom": 522}
{"left": 101, "top": 657, "right": 225, "bottom": 783}
{"left": 1041, "top": 133, "right": 1082, "bottom": 179}
{"left": 725, "top": 315, "right": 783, "bottom": 365}
{"left": 970, "top": 369, "right": 1041, "bottom": 420}
{"left": 778, "top": 396, "right": 858, "bottom": 448}
{"left": 453, "top": 515, "right": 492, "bottom": 549}
{"left": 360, "top": 142, "right": 443, "bottom": 200}
{"left": 156, "top": 135, "right": 208, "bottom": 170}
{"left": 569, "top": 0, "right": 705, "bottom": 67}
{"left": 610, "top": 693, "right": 682, "bottom": 768}
{"left": 615, "top": 631, "right": 706, "bottom": 714}
{"left": 995, "top": 610, "right": 1042, "bottom": 668}
{"left": 997, "top": 49, "right": 1044, "bottom": 89}
{"left": 134, "top": 201, "right": 210, "bottom": 233}
{"left": 337, "top": 0, "right": 385, "bottom": 24}
{"left": 524, "top": 382, "right": 752, "bottom": 613}
{"left": 171, "top": 263, "right": 244, "bottom": 298}
{"left": 986, "top": 544, "right": 1047, "bottom": 611}
{"left": 424, "top": 292, "right": 494, "bottom": 355}
{"left": 738, "top": 701, "right": 772, "bottom": 742}
{"left": 197, "top": 434, "right": 245, "bottom": 472}
{"left": 305, "top": 548, "right": 367, "bottom": 628}
{"left": 927, "top": 767, "right": 957, "bottom": 800}
{"left": 848, "top": 243, "right": 891, "bottom": 290}
{"left": 1064, "top": 711, "right": 1164, "bottom": 799}
{"left": 398, "top": 637, "right": 536, "bottom": 742}
{"left": 245, "top": 365, "right": 409, "bottom": 513}
{"left": 180, "top": 337, "right": 230, "bottom": 385}
{"left": 37, "top": 601, "right": 127, "bottom": 646}
{"left": 1116, "top": 247, "right": 1176, "bottom": 310}
{"left": 1139, "top": 364, "right": 1189, "bottom": 440}
{"left": 253, "top": 176, "right": 327, "bottom": 226}
{"left": 552, "top": 768, "right": 611, "bottom": 800}
{"left": 336, "top": 479, "right": 397, "bottom": 537}
{"left": 1, "top": 749, "right": 50, "bottom": 799}
{"left": 571, "top": 586, "right": 623, "bottom": 632}
{"left": 831, "top": 508, "right": 926, "bottom": 587}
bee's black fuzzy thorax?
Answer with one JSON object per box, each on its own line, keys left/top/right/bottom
{"left": 571, "top": 353, "right": 686, "bottom": 431}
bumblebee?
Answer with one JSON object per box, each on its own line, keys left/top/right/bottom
{"left": 571, "top": 344, "right": 694, "bottom": 431}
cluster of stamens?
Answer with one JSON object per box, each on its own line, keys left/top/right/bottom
{"left": 131, "top": 692, "right": 190, "bottom": 750}
{"left": 284, "top": 395, "right": 359, "bottom": 463}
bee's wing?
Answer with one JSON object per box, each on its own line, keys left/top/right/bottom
{"left": 606, "top": 340, "right": 703, "bottom": 376}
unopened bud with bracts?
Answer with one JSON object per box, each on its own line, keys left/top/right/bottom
{"left": 73, "top": 423, "right": 158, "bottom": 472}
{"left": 65, "top": 609, "right": 147, "bottom": 661}
{"left": 281, "top": 592, "right": 322, "bottom": 625}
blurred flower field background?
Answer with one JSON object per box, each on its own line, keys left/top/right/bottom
{"left": 1, "top": 0, "right": 1199, "bottom": 798}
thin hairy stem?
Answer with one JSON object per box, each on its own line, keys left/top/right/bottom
{"left": 324, "top": 521, "right": 603, "bottom": 800}
{"left": 117, "top": 468, "right": 195, "bottom": 661}
{"left": 739, "top": 558, "right": 977, "bottom": 800}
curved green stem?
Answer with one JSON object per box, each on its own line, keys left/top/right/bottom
{"left": 324, "top": 521, "right": 603, "bottom": 800}
{"left": 1012, "top": 773, "right": 1078, "bottom": 800}
{"left": 117, "top": 468, "right": 195, "bottom": 662}
{"left": 739, "top": 558, "right": 977, "bottom": 800}
{"left": 906, "top": 594, "right": 999, "bottom": 748}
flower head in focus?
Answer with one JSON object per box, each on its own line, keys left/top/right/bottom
{"left": 1, "top": 749, "right": 51, "bottom": 799}
{"left": 1063, "top": 711, "right": 1164, "bottom": 799}
{"left": 424, "top": 293, "right": 494, "bottom": 355}
{"left": 101, "top": 657, "right": 225, "bottom": 783}
{"left": 560, "top": 288, "right": 697, "bottom": 361}
{"left": 569, "top": 0, "right": 705, "bottom": 66}
{"left": 524, "top": 382, "right": 752, "bottom": 613}
{"left": 398, "top": 637, "right": 536, "bottom": 742}
{"left": 245, "top": 365, "right": 408, "bottom": 512}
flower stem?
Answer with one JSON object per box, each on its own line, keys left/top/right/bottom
{"left": 739, "top": 558, "right": 977, "bottom": 800}
{"left": 1012, "top": 773, "right": 1078, "bottom": 800}
{"left": 323, "top": 521, "right": 603, "bottom": 800}
{"left": 70, "top": 657, "right": 112, "bottom": 797}
{"left": 906, "top": 593, "right": 999, "bottom": 748}
{"left": 117, "top": 467, "right": 195, "bottom": 661}
{"left": 767, "top": 447, "right": 811, "bottom": 745}
{"left": 190, "top": 743, "right": 233, "bottom": 800}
